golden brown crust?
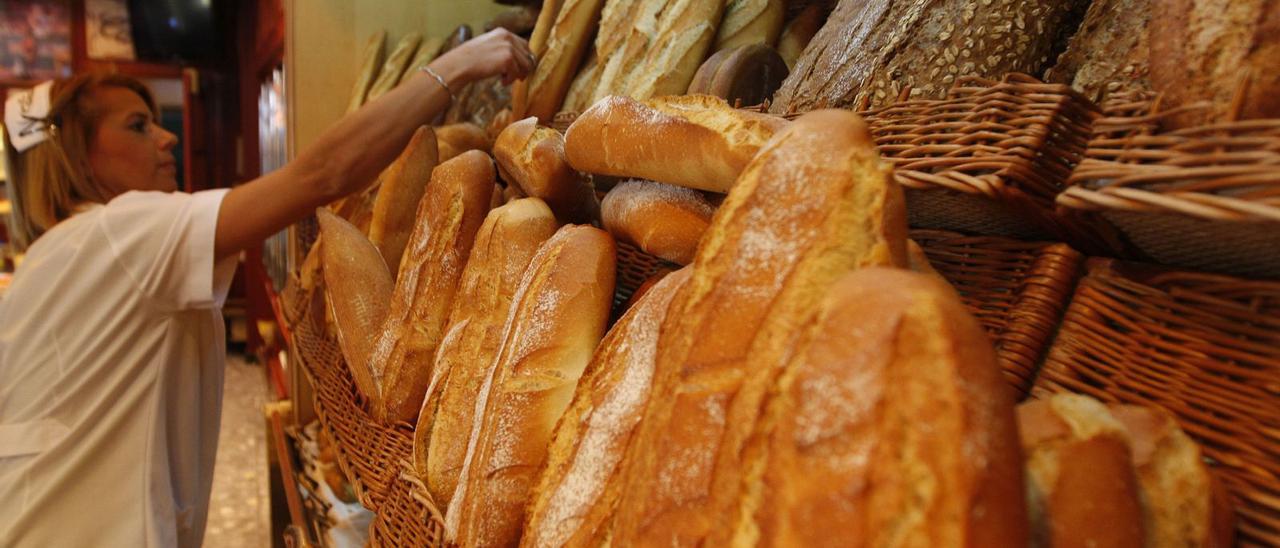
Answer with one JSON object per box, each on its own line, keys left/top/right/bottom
{"left": 524, "top": 0, "right": 607, "bottom": 121}
{"left": 1018, "top": 395, "right": 1145, "bottom": 548}
{"left": 494, "top": 117, "right": 599, "bottom": 224}
{"left": 601, "top": 179, "right": 715, "bottom": 265}
{"left": 374, "top": 150, "right": 495, "bottom": 424}
{"left": 369, "top": 126, "right": 439, "bottom": 276}
{"left": 448, "top": 225, "right": 617, "bottom": 547}
{"left": 564, "top": 94, "right": 788, "bottom": 193}
{"left": 735, "top": 268, "right": 1027, "bottom": 548}
{"left": 415, "top": 198, "right": 558, "bottom": 507}
{"left": 317, "top": 209, "right": 393, "bottom": 405}
{"left": 610, "top": 109, "right": 909, "bottom": 546}
{"left": 523, "top": 267, "right": 692, "bottom": 548}
{"left": 626, "top": 0, "right": 726, "bottom": 99}
{"left": 436, "top": 122, "right": 492, "bottom": 162}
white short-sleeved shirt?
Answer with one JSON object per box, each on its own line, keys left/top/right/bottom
{"left": 0, "top": 189, "right": 237, "bottom": 547}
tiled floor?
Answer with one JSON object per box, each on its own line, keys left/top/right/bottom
{"left": 203, "top": 354, "right": 272, "bottom": 548}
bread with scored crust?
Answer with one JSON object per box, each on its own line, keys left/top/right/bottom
{"left": 317, "top": 209, "right": 392, "bottom": 405}
{"left": 369, "top": 126, "right": 438, "bottom": 275}
{"left": 494, "top": 117, "right": 599, "bottom": 224}
{"left": 523, "top": 0, "right": 607, "bottom": 121}
{"left": 414, "top": 198, "right": 558, "bottom": 507}
{"left": 610, "top": 109, "right": 909, "bottom": 546}
{"left": 373, "top": 150, "right": 495, "bottom": 424}
{"left": 446, "top": 225, "right": 617, "bottom": 547}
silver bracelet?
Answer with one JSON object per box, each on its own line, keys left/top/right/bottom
{"left": 419, "top": 65, "right": 456, "bottom": 104}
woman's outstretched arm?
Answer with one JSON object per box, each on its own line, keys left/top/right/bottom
{"left": 214, "top": 28, "right": 535, "bottom": 260}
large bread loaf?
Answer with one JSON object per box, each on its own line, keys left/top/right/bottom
{"left": 369, "top": 126, "right": 439, "bottom": 275}
{"left": 1018, "top": 394, "right": 1146, "bottom": 548}
{"left": 317, "top": 209, "right": 393, "bottom": 404}
{"left": 523, "top": 266, "right": 692, "bottom": 548}
{"left": 626, "top": 0, "right": 727, "bottom": 99}
{"left": 1043, "top": 0, "right": 1151, "bottom": 103}
{"left": 610, "top": 109, "right": 909, "bottom": 546}
{"left": 729, "top": 267, "right": 1027, "bottom": 547}
{"left": 562, "top": 0, "right": 658, "bottom": 112}
{"left": 564, "top": 94, "right": 788, "bottom": 193}
{"left": 373, "top": 150, "right": 495, "bottom": 423}
{"left": 771, "top": 0, "right": 1082, "bottom": 113}
{"left": 446, "top": 225, "right": 617, "bottom": 547}
{"left": 493, "top": 117, "right": 599, "bottom": 224}
{"left": 523, "top": 0, "right": 607, "bottom": 121}
{"left": 1148, "top": 0, "right": 1280, "bottom": 128}
{"left": 413, "top": 198, "right": 558, "bottom": 507}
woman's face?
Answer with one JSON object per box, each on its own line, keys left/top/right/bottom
{"left": 86, "top": 86, "right": 179, "bottom": 197}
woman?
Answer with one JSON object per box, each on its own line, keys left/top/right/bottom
{"left": 0, "top": 29, "right": 534, "bottom": 547}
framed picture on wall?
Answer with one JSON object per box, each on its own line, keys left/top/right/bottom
{"left": 86, "top": 0, "right": 136, "bottom": 61}
{"left": 0, "top": 0, "right": 72, "bottom": 83}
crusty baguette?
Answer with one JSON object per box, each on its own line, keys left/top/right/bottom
{"left": 347, "top": 30, "right": 386, "bottom": 113}
{"left": 414, "top": 198, "right": 558, "bottom": 506}
{"left": 436, "top": 122, "right": 492, "bottom": 162}
{"left": 524, "top": 0, "right": 607, "bottom": 121}
{"left": 365, "top": 32, "right": 422, "bottom": 102}
{"left": 373, "top": 150, "right": 495, "bottom": 423}
{"left": 369, "top": 126, "right": 439, "bottom": 276}
{"left": 564, "top": 94, "right": 788, "bottom": 193}
{"left": 1018, "top": 394, "right": 1146, "bottom": 548}
{"left": 714, "top": 0, "right": 786, "bottom": 50}
{"left": 446, "top": 225, "right": 617, "bottom": 547}
{"left": 523, "top": 266, "right": 692, "bottom": 548}
{"left": 776, "top": 3, "right": 823, "bottom": 69}
{"left": 731, "top": 267, "right": 1027, "bottom": 547}
{"left": 561, "top": 51, "right": 600, "bottom": 114}
{"left": 493, "top": 117, "right": 599, "bottom": 224}
{"left": 1108, "top": 404, "right": 1235, "bottom": 548}
{"left": 398, "top": 36, "right": 446, "bottom": 86}
{"left": 512, "top": 0, "right": 564, "bottom": 120}
{"left": 316, "top": 209, "right": 392, "bottom": 405}
{"left": 627, "top": 0, "right": 727, "bottom": 99}
{"left": 601, "top": 179, "right": 715, "bottom": 265}
{"left": 577, "top": 0, "right": 658, "bottom": 107}
{"left": 610, "top": 109, "right": 910, "bottom": 546}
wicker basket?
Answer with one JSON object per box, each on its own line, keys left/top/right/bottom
{"left": 611, "top": 240, "right": 679, "bottom": 317}
{"left": 1057, "top": 92, "right": 1280, "bottom": 278}
{"left": 1031, "top": 258, "right": 1280, "bottom": 546}
{"left": 911, "top": 230, "right": 1084, "bottom": 399}
{"left": 860, "top": 74, "right": 1112, "bottom": 250}
{"left": 368, "top": 462, "right": 446, "bottom": 548}
{"left": 289, "top": 307, "right": 416, "bottom": 512}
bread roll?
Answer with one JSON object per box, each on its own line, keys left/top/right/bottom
{"left": 610, "top": 109, "right": 910, "bottom": 546}
{"left": 493, "top": 117, "right": 599, "bottom": 224}
{"left": 366, "top": 32, "right": 423, "bottom": 102}
{"left": 601, "top": 179, "right": 715, "bottom": 265}
{"left": 447, "top": 225, "right": 616, "bottom": 547}
{"left": 1108, "top": 405, "right": 1235, "bottom": 548}
{"left": 1043, "top": 0, "right": 1151, "bottom": 103}
{"left": 316, "top": 209, "right": 392, "bottom": 404}
{"left": 397, "top": 36, "right": 446, "bottom": 86}
{"left": 1149, "top": 0, "right": 1280, "bottom": 128}
{"left": 771, "top": 0, "right": 1081, "bottom": 112}
{"left": 523, "top": 0, "right": 607, "bottom": 121}
{"left": 436, "top": 122, "right": 492, "bottom": 162}
{"left": 523, "top": 266, "right": 691, "bottom": 548}
{"left": 373, "top": 150, "right": 495, "bottom": 423}
{"left": 626, "top": 0, "right": 726, "bottom": 99}
{"left": 564, "top": 94, "right": 788, "bottom": 193}
{"left": 714, "top": 0, "right": 786, "bottom": 50}
{"left": 728, "top": 267, "right": 1028, "bottom": 547}
{"left": 369, "top": 126, "right": 439, "bottom": 276}
{"left": 776, "top": 3, "right": 824, "bottom": 69}
{"left": 347, "top": 30, "right": 386, "bottom": 113}
{"left": 1018, "top": 394, "right": 1146, "bottom": 548}
{"left": 414, "top": 198, "right": 558, "bottom": 506}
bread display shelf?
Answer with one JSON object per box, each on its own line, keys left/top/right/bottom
{"left": 911, "top": 230, "right": 1083, "bottom": 399}
{"left": 860, "top": 73, "right": 1104, "bottom": 247}
{"left": 287, "top": 290, "right": 415, "bottom": 512}
{"left": 1058, "top": 92, "right": 1280, "bottom": 278}
{"left": 1031, "top": 258, "right": 1280, "bottom": 547}
{"left": 368, "top": 463, "right": 444, "bottom": 548}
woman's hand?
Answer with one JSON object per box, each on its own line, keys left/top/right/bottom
{"left": 432, "top": 28, "right": 537, "bottom": 87}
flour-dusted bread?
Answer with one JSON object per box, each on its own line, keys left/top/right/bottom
{"left": 600, "top": 180, "right": 716, "bottom": 265}
{"left": 369, "top": 126, "right": 439, "bottom": 275}
{"left": 317, "top": 209, "right": 393, "bottom": 405}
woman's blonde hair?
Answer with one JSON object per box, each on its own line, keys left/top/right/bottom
{"left": 4, "top": 71, "right": 158, "bottom": 241}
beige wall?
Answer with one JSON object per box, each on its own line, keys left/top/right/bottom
{"left": 285, "top": 0, "right": 508, "bottom": 156}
